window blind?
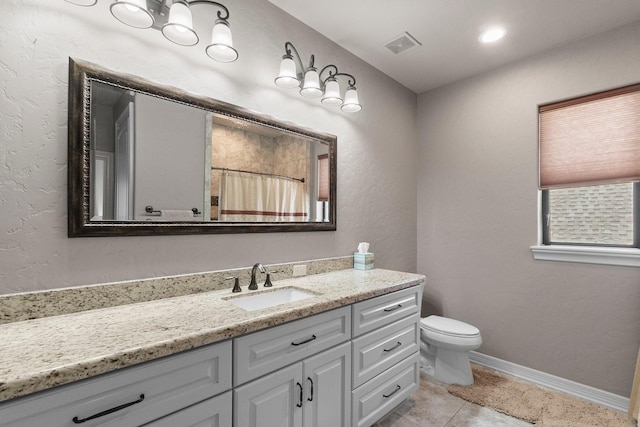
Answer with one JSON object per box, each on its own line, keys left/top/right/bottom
{"left": 317, "top": 154, "right": 329, "bottom": 202}
{"left": 539, "top": 83, "right": 640, "bottom": 189}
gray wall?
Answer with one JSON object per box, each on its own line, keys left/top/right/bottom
{"left": 417, "top": 22, "right": 640, "bottom": 397}
{"left": 0, "top": 0, "right": 418, "bottom": 293}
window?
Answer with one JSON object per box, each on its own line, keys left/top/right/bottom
{"left": 542, "top": 182, "right": 638, "bottom": 247}
{"left": 532, "top": 84, "right": 640, "bottom": 266}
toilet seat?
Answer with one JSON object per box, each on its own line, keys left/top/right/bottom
{"left": 421, "top": 315, "right": 480, "bottom": 338}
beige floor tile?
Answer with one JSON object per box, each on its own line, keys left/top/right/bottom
{"left": 445, "top": 403, "right": 533, "bottom": 427}
{"left": 374, "top": 372, "right": 534, "bottom": 427}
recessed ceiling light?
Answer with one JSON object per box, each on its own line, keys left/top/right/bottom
{"left": 479, "top": 27, "right": 507, "bottom": 44}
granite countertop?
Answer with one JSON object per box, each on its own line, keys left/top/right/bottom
{"left": 0, "top": 268, "right": 424, "bottom": 403}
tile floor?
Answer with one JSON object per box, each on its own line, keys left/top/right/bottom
{"left": 373, "top": 373, "right": 535, "bottom": 427}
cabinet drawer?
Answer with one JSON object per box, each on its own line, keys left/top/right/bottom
{"left": 0, "top": 340, "right": 232, "bottom": 427}
{"left": 351, "top": 354, "right": 420, "bottom": 427}
{"left": 234, "top": 307, "right": 351, "bottom": 386}
{"left": 142, "top": 390, "right": 231, "bottom": 427}
{"left": 352, "top": 286, "right": 422, "bottom": 337}
{"left": 352, "top": 314, "right": 419, "bottom": 388}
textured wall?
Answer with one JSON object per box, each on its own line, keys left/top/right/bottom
{"left": 417, "top": 22, "right": 640, "bottom": 396}
{"left": 0, "top": 0, "right": 418, "bottom": 294}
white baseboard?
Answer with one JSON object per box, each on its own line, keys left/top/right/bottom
{"left": 469, "top": 351, "right": 630, "bottom": 413}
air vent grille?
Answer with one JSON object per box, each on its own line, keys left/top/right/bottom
{"left": 384, "top": 32, "right": 422, "bottom": 55}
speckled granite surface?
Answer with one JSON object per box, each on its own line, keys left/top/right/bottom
{"left": 0, "top": 267, "right": 424, "bottom": 403}
{"left": 0, "top": 256, "right": 353, "bottom": 324}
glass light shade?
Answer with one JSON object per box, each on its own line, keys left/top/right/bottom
{"left": 300, "top": 68, "right": 322, "bottom": 98}
{"left": 110, "top": 0, "right": 154, "bottom": 29}
{"left": 162, "top": 2, "right": 198, "bottom": 46}
{"left": 321, "top": 78, "right": 343, "bottom": 105}
{"left": 341, "top": 87, "right": 362, "bottom": 112}
{"left": 275, "top": 56, "right": 300, "bottom": 88}
{"left": 65, "top": 0, "right": 97, "bottom": 6}
{"left": 206, "top": 19, "right": 238, "bottom": 62}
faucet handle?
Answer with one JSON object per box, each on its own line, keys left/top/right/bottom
{"left": 264, "top": 270, "right": 278, "bottom": 287}
{"left": 225, "top": 276, "right": 242, "bottom": 293}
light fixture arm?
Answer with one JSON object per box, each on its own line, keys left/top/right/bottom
{"left": 185, "top": 0, "right": 230, "bottom": 20}
{"left": 320, "top": 65, "right": 356, "bottom": 88}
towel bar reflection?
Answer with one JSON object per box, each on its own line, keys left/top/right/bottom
{"left": 144, "top": 206, "right": 202, "bottom": 217}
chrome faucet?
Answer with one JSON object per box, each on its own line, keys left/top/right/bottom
{"left": 249, "top": 263, "right": 266, "bottom": 290}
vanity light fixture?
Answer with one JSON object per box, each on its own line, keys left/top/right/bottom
{"left": 275, "top": 41, "right": 362, "bottom": 113}
{"left": 64, "top": 0, "right": 238, "bottom": 63}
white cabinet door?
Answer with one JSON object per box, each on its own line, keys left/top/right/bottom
{"left": 302, "top": 342, "right": 351, "bottom": 427}
{"left": 234, "top": 363, "right": 303, "bottom": 427}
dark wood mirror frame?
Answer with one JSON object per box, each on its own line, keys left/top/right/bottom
{"left": 68, "top": 58, "right": 337, "bottom": 237}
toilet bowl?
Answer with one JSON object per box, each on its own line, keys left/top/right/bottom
{"left": 420, "top": 315, "right": 482, "bottom": 385}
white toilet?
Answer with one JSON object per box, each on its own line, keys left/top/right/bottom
{"left": 419, "top": 315, "right": 482, "bottom": 385}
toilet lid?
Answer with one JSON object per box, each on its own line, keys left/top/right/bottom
{"left": 421, "top": 315, "right": 480, "bottom": 337}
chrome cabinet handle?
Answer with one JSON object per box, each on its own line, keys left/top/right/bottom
{"left": 383, "top": 385, "right": 401, "bottom": 398}
{"left": 383, "top": 304, "right": 402, "bottom": 312}
{"left": 291, "top": 334, "right": 316, "bottom": 346}
{"left": 296, "top": 382, "right": 303, "bottom": 408}
{"left": 72, "top": 394, "right": 145, "bottom": 424}
{"left": 383, "top": 341, "right": 402, "bottom": 352}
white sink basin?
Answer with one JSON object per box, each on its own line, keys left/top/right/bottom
{"left": 225, "top": 287, "right": 318, "bottom": 311}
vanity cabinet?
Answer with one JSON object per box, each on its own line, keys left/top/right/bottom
{"left": 232, "top": 286, "right": 423, "bottom": 427}
{"left": 0, "top": 340, "right": 232, "bottom": 427}
{"left": 351, "top": 286, "right": 422, "bottom": 427}
{"left": 0, "top": 282, "right": 423, "bottom": 427}
{"left": 234, "top": 342, "right": 351, "bottom": 427}
{"left": 233, "top": 307, "right": 352, "bottom": 427}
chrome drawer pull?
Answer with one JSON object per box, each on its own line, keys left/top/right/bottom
{"left": 383, "top": 341, "right": 402, "bottom": 352}
{"left": 383, "top": 304, "right": 402, "bottom": 312}
{"left": 383, "top": 385, "right": 401, "bottom": 398}
{"left": 291, "top": 334, "right": 316, "bottom": 346}
{"left": 72, "top": 394, "right": 145, "bottom": 424}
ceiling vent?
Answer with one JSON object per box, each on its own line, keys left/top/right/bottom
{"left": 384, "top": 32, "right": 422, "bottom": 55}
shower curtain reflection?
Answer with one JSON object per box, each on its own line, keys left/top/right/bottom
{"left": 218, "top": 170, "right": 308, "bottom": 222}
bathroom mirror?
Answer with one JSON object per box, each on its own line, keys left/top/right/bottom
{"left": 68, "top": 58, "right": 337, "bottom": 237}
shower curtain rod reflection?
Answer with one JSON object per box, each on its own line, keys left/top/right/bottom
{"left": 211, "top": 167, "right": 305, "bottom": 183}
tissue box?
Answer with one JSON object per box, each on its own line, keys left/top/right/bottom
{"left": 354, "top": 252, "right": 374, "bottom": 270}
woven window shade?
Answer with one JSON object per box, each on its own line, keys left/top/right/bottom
{"left": 539, "top": 84, "right": 640, "bottom": 189}
{"left": 317, "top": 154, "right": 329, "bottom": 202}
